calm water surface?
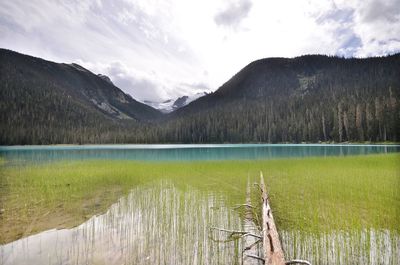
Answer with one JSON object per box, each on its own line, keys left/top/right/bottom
{"left": 0, "top": 144, "right": 399, "bottom": 265}
{"left": 0, "top": 144, "right": 399, "bottom": 164}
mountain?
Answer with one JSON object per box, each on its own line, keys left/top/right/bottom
{"left": 163, "top": 54, "right": 400, "bottom": 143}
{"left": 172, "top": 92, "right": 208, "bottom": 109}
{"left": 1, "top": 49, "right": 399, "bottom": 144}
{"left": 143, "top": 92, "right": 207, "bottom": 113}
{"left": 0, "top": 49, "right": 161, "bottom": 144}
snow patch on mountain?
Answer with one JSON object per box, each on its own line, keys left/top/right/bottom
{"left": 143, "top": 92, "right": 208, "bottom": 113}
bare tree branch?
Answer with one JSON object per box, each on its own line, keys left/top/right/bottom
{"left": 246, "top": 254, "right": 265, "bottom": 262}
{"left": 285, "top": 260, "right": 312, "bottom": 265}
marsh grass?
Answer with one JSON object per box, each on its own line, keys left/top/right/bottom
{"left": 0, "top": 154, "right": 399, "bottom": 244}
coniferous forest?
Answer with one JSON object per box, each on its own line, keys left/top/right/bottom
{"left": 0, "top": 49, "right": 399, "bottom": 144}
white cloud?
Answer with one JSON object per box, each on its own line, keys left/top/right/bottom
{"left": 214, "top": 0, "right": 253, "bottom": 29}
{"left": 334, "top": 0, "right": 400, "bottom": 56}
{"left": 0, "top": 0, "right": 399, "bottom": 101}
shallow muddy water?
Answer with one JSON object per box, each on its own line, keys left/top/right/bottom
{"left": 281, "top": 229, "right": 400, "bottom": 265}
{"left": 1, "top": 181, "right": 399, "bottom": 265}
{"left": 1, "top": 182, "right": 243, "bottom": 265}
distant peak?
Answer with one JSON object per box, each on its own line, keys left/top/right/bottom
{"left": 173, "top": 96, "right": 189, "bottom": 108}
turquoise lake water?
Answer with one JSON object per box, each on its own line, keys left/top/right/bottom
{"left": 0, "top": 144, "right": 399, "bottom": 163}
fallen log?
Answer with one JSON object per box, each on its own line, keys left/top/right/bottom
{"left": 260, "top": 172, "right": 286, "bottom": 265}
{"left": 243, "top": 178, "right": 263, "bottom": 265}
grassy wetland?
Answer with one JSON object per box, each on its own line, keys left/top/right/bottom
{"left": 0, "top": 146, "right": 399, "bottom": 264}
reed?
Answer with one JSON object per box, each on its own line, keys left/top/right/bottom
{"left": 0, "top": 154, "right": 399, "bottom": 244}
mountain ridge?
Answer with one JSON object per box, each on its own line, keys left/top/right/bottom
{"left": 1, "top": 48, "right": 399, "bottom": 144}
{"left": 164, "top": 53, "right": 399, "bottom": 143}
{"left": 0, "top": 48, "right": 161, "bottom": 121}
{"left": 174, "top": 53, "right": 400, "bottom": 116}
{"left": 0, "top": 48, "right": 161, "bottom": 144}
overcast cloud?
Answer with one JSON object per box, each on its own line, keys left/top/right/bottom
{"left": 214, "top": 0, "right": 252, "bottom": 29}
{"left": 0, "top": 0, "right": 399, "bottom": 102}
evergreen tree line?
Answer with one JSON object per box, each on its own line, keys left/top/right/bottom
{"left": 0, "top": 50, "right": 399, "bottom": 144}
{"left": 126, "top": 91, "right": 398, "bottom": 143}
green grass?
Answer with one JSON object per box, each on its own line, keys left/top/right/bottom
{"left": 1, "top": 154, "right": 399, "bottom": 244}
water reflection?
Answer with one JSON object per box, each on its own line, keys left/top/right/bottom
{"left": 0, "top": 144, "right": 398, "bottom": 164}
{"left": 0, "top": 182, "right": 242, "bottom": 265}
{"left": 281, "top": 229, "right": 400, "bottom": 265}
{"left": 1, "top": 181, "right": 399, "bottom": 265}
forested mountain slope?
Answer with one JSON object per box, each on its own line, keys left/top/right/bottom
{"left": 161, "top": 54, "right": 400, "bottom": 143}
{"left": 0, "top": 49, "right": 161, "bottom": 144}
{"left": 0, "top": 49, "right": 399, "bottom": 144}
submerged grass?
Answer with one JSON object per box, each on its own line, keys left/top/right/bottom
{"left": 0, "top": 154, "right": 399, "bottom": 244}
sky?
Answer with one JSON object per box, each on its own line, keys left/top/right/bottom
{"left": 1, "top": 0, "right": 399, "bottom": 102}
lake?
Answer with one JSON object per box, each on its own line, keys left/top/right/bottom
{"left": 0, "top": 144, "right": 399, "bottom": 163}
{"left": 0, "top": 144, "right": 399, "bottom": 265}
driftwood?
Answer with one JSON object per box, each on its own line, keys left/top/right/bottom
{"left": 260, "top": 172, "right": 286, "bottom": 265}
{"left": 243, "top": 178, "right": 263, "bottom": 265}
{"left": 210, "top": 173, "right": 311, "bottom": 265}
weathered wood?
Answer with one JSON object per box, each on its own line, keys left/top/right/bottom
{"left": 243, "top": 178, "right": 263, "bottom": 265}
{"left": 260, "top": 172, "right": 286, "bottom": 265}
